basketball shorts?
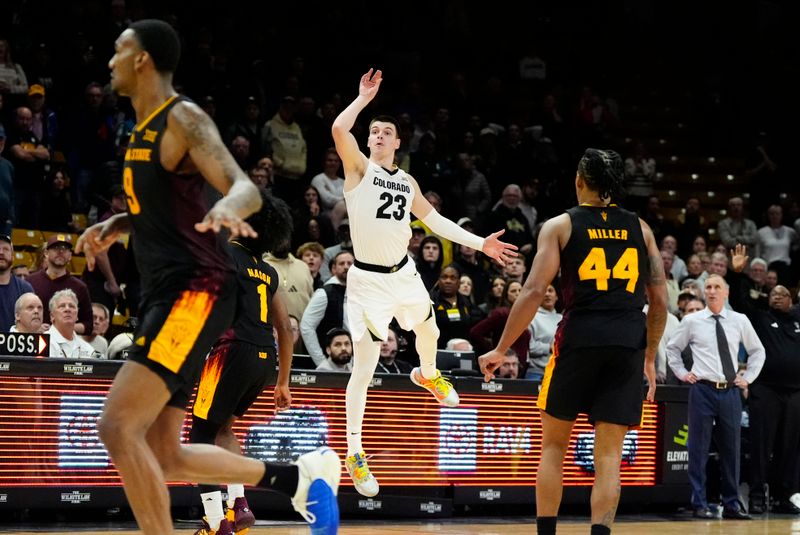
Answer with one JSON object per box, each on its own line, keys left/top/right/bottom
{"left": 192, "top": 340, "right": 278, "bottom": 424}
{"left": 346, "top": 256, "right": 433, "bottom": 342}
{"left": 127, "top": 274, "right": 236, "bottom": 409}
{"left": 536, "top": 344, "right": 645, "bottom": 426}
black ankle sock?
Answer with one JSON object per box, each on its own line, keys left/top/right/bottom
{"left": 257, "top": 462, "right": 299, "bottom": 496}
{"left": 591, "top": 524, "right": 611, "bottom": 535}
{"left": 536, "top": 516, "right": 557, "bottom": 535}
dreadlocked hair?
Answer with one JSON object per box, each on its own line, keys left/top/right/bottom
{"left": 236, "top": 189, "right": 293, "bottom": 256}
{"left": 577, "top": 148, "right": 625, "bottom": 202}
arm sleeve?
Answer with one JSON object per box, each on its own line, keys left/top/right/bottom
{"left": 300, "top": 289, "right": 328, "bottom": 366}
{"left": 421, "top": 210, "right": 485, "bottom": 251}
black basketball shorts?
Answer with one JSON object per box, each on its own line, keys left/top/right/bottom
{"left": 536, "top": 344, "right": 645, "bottom": 426}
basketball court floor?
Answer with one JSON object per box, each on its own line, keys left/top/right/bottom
{"left": 2, "top": 515, "right": 799, "bottom": 534}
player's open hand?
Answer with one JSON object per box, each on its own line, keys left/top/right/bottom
{"left": 75, "top": 214, "right": 128, "bottom": 271}
{"left": 274, "top": 383, "right": 292, "bottom": 413}
{"left": 478, "top": 349, "right": 506, "bottom": 382}
{"left": 359, "top": 68, "right": 383, "bottom": 100}
{"left": 482, "top": 229, "right": 518, "bottom": 267}
{"left": 196, "top": 201, "right": 258, "bottom": 239}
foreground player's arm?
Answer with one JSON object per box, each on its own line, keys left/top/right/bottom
{"left": 75, "top": 212, "right": 131, "bottom": 271}
{"left": 478, "top": 215, "right": 566, "bottom": 381}
{"left": 641, "top": 218, "right": 668, "bottom": 402}
{"left": 169, "top": 100, "right": 261, "bottom": 237}
{"left": 331, "top": 69, "right": 376, "bottom": 182}
{"left": 409, "top": 176, "right": 518, "bottom": 266}
{"left": 272, "top": 291, "right": 293, "bottom": 412}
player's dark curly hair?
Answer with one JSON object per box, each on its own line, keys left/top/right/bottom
{"left": 577, "top": 148, "right": 625, "bottom": 202}
{"left": 237, "top": 189, "right": 293, "bottom": 256}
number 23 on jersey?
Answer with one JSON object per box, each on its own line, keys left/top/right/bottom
{"left": 578, "top": 247, "right": 639, "bottom": 293}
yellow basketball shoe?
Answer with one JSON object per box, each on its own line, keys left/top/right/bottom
{"left": 346, "top": 451, "right": 379, "bottom": 497}
{"left": 410, "top": 367, "right": 460, "bottom": 407}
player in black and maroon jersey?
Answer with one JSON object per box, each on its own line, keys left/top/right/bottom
{"left": 76, "top": 20, "right": 340, "bottom": 535}
{"left": 190, "top": 192, "right": 295, "bottom": 535}
{"left": 479, "top": 149, "right": 668, "bottom": 535}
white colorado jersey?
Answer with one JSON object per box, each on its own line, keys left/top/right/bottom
{"left": 344, "top": 161, "right": 415, "bottom": 266}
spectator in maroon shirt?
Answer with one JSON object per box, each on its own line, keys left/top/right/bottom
{"left": 28, "top": 234, "right": 92, "bottom": 334}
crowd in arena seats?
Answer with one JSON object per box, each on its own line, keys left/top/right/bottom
{"left": 1, "top": 1, "right": 800, "bottom": 514}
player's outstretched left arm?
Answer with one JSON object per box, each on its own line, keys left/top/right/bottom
{"left": 409, "top": 176, "right": 518, "bottom": 265}
{"left": 169, "top": 100, "right": 262, "bottom": 238}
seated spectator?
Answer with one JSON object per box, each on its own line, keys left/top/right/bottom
{"left": 264, "top": 237, "right": 314, "bottom": 322}
{"left": 297, "top": 241, "right": 325, "bottom": 290}
{"left": 29, "top": 234, "right": 93, "bottom": 334}
{"left": 11, "top": 264, "right": 30, "bottom": 281}
{"left": 717, "top": 196, "right": 758, "bottom": 250}
{"left": 0, "top": 39, "right": 29, "bottom": 95}
{"left": 39, "top": 167, "right": 75, "bottom": 232}
{"left": 469, "top": 280, "right": 530, "bottom": 362}
{"left": 502, "top": 253, "right": 527, "bottom": 284}
{"left": 319, "top": 218, "right": 351, "bottom": 279}
{"left": 485, "top": 184, "right": 533, "bottom": 256}
{"left": 46, "top": 289, "right": 98, "bottom": 359}
{"left": 301, "top": 250, "right": 353, "bottom": 366}
{"left": 765, "top": 270, "right": 778, "bottom": 293}
{"left": 0, "top": 234, "right": 34, "bottom": 330}
{"left": 106, "top": 316, "right": 138, "bottom": 360}
{"left": 446, "top": 338, "right": 473, "bottom": 352}
{"left": 11, "top": 292, "right": 43, "bottom": 333}
{"left": 479, "top": 276, "right": 506, "bottom": 315}
{"left": 756, "top": 204, "right": 798, "bottom": 285}
{"left": 316, "top": 327, "right": 353, "bottom": 372}
{"left": 82, "top": 303, "right": 110, "bottom": 356}
{"left": 496, "top": 350, "right": 521, "bottom": 379}
{"left": 248, "top": 165, "right": 271, "bottom": 192}
{"left": 662, "top": 235, "right": 687, "bottom": 282}
{"left": 458, "top": 274, "right": 477, "bottom": 306}
{"left": 375, "top": 327, "right": 412, "bottom": 374}
{"left": 310, "top": 148, "right": 345, "bottom": 212}
{"left": 527, "top": 284, "right": 562, "bottom": 380}
{"left": 284, "top": 314, "right": 303, "bottom": 354}
{"left": 407, "top": 224, "right": 426, "bottom": 260}
{"left": 431, "top": 264, "right": 480, "bottom": 348}
{"left": 416, "top": 235, "right": 444, "bottom": 291}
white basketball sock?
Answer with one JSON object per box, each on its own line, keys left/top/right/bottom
{"left": 346, "top": 334, "right": 381, "bottom": 456}
{"left": 226, "top": 483, "right": 245, "bottom": 508}
{"left": 414, "top": 315, "right": 440, "bottom": 379}
{"left": 200, "top": 490, "right": 225, "bottom": 530}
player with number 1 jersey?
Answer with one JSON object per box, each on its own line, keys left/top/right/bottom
{"left": 332, "top": 69, "right": 518, "bottom": 497}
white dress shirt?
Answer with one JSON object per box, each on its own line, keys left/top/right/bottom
{"left": 665, "top": 307, "right": 765, "bottom": 384}
{"left": 47, "top": 326, "right": 100, "bottom": 359}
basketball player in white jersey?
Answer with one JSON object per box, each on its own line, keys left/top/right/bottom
{"left": 332, "top": 69, "right": 518, "bottom": 496}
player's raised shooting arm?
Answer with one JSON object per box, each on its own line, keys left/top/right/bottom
{"left": 170, "top": 100, "right": 261, "bottom": 218}
{"left": 332, "top": 70, "right": 379, "bottom": 180}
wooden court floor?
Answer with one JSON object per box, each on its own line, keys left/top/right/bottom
{"left": 4, "top": 517, "right": 800, "bottom": 534}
